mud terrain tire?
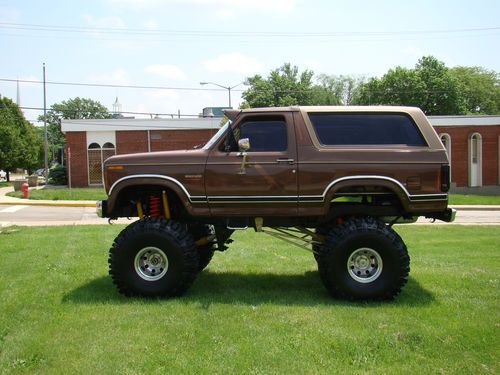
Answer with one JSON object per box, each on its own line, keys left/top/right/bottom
{"left": 317, "top": 217, "right": 410, "bottom": 301}
{"left": 109, "top": 217, "right": 198, "bottom": 297}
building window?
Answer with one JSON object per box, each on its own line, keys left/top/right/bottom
{"left": 468, "top": 133, "right": 482, "bottom": 187}
{"left": 440, "top": 133, "right": 452, "bottom": 180}
{"left": 88, "top": 142, "right": 116, "bottom": 185}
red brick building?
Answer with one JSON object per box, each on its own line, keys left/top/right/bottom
{"left": 62, "top": 115, "right": 500, "bottom": 194}
{"left": 62, "top": 118, "right": 219, "bottom": 187}
{"left": 429, "top": 115, "right": 500, "bottom": 194}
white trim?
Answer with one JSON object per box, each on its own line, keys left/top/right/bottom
{"left": 468, "top": 133, "right": 483, "bottom": 187}
{"left": 107, "top": 173, "right": 447, "bottom": 203}
{"left": 62, "top": 118, "right": 221, "bottom": 132}
{"left": 439, "top": 133, "right": 452, "bottom": 181}
{"left": 320, "top": 175, "right": 447, "bottom": 202}
{"left": 108, "top": 174, "right": 194, "bottom": 200}
{"left": 429, "top": 115, "right": 500, "bottom": 127}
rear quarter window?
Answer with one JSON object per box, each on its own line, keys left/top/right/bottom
{"left": 309, "top": 113, "right": 427, "bottom": 147}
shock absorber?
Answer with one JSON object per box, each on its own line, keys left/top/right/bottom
{"left": 148, "top": 194, "right": 162, "bottom": 217}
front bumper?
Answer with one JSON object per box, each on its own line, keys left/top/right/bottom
{"left": 96, "top": 200, "right": 108, "bottom": 218}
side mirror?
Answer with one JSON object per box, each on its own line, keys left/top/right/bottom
{"left": 238, "top": 138, "right": 250, "bottom": 152}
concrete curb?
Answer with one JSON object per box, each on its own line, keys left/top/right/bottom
{"left": 449, "top": 205, "right": 500, "bottom": 211}
{"left": 0, "top": 200, "right": 96, "bottom": 207}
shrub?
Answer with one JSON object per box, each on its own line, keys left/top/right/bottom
{"left": 48, "top": 163, "right": 67, "bottom": 185}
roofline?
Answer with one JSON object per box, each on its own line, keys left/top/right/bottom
{"left": 428, "top": 115, "right": 500, "bottom": 127}
{"left": 61, "top": 117, "right": 221, "bottom": 133}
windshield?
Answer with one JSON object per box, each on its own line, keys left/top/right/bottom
{"left": 202, "top": 120, "right": 231, "bottom": 150}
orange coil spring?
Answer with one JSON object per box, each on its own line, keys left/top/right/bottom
{"left": 148, "top": 195, "right": 162, "bottom": 217}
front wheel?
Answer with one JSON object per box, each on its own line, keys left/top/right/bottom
{"left": 108, "top": 217, "right": 199, "bottom": 297}
{"left": 316, "top": 217, "right": 410, "bottom": 301}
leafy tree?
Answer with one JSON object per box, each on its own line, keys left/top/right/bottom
{"left": 449, "top": 66, "right": 500, "bottom": 114}
{"left": 356, "top": 56, "right": 467, "bottom": 115}
{"left": 0, "top": 95, "right": 42, "bottom": 179}
{"left": 242, "top": 64, "right": 316, "bottom": 107}
{"left": 312, "top": 74, "right": 367, "bottom": 105}
{"left": 38, "top": 97, "right": 112, "bottom": 152}
{"left": 356, "top": 66, "right": 426, "bottom": 107}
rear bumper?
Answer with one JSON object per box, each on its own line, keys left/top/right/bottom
{"left": 426, "top": 208, "right": 456, "bottom": 223}
{"left": 96, "top": 200, "right": 108, "bottom": 218}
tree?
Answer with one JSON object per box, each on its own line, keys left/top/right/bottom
{"left": 242, "top": 64, "right": 316, "bottom": 107}
{"left": 312, "top": 74, "right": 367, "bottom": 105}
{"left": 449, "top": 66, "right": 500, "bottom": 114}
{"left": 38, "top": 97, "right": 112, "bottom": 154}
{"left": 356, "top": 66, "right": 426, "bottom": 107}
{"left": 356, "top": 56, "right": 467, "bottom": 115}
{"left": 0, "top": 95, "right": 42, "bottom": 179}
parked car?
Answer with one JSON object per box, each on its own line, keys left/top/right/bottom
{"left": 0, "top": 170, "right": 6, "bottom": 181}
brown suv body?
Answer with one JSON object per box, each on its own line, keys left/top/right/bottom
{"left": 99, "top": 106, "right": 453, "bottom": 224}
{"left": 100, "top": 106, "right": 455, "bottom": 301}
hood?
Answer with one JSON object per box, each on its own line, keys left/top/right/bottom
{"left": 104, "top": 148, "right": 209, "bottom": 167}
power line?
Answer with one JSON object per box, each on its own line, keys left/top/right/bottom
{"left": 0, "top": 77, "right": 470, "bottom": 95}
{"left": 1, "top": 22, "right": 498, "bottom": 38}
{"left": 0, "top": 78, "right": 228, "bottom": 92}
{"left": 0, "top": 105, "right": 201, "bottom": 118}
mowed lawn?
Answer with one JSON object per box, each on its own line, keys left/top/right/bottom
{"left": 7, "top": 187, "right": 106, "bottom": 201}
{"left": 0, "top": 225, "right": 498, "bottom": 374}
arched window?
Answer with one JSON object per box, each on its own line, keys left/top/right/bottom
{"left": 440, "top": 133, "right": 452, "bottom": 181}
{"left": 468, "top": 133, "right": 482, "bottom": 187}
{"left": 87, "top": 142, "right": 116, "bottom": 185}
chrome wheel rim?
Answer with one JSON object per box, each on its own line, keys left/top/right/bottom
{"left": 134, "top": 247, "right": 168, "bottom": 281}
{"left": 347, "top": 247, "right": 383, "bottom": 283}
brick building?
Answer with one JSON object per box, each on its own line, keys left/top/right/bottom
{"left": 429, "top": 115, "right": 500, "bottom": 194}
{"left": 61, "top": 118, "right": 220, "bottom": 187}
{"left": 62, "top": 114, "right": 500, "bottom": 194}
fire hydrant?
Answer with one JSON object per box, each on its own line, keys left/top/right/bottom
{"left": 21, "top": 182, "right": 29, "bottom": 199}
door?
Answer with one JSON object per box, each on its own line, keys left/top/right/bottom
{"left": 469, "top": 133, "right": 482, "bottom": 187}
{"left": 205, "top": 113, "right": 298, "bottom": 216}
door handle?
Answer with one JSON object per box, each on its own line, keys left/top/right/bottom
{"left": 276, "top": 158, "right": 295, "bottom": 164}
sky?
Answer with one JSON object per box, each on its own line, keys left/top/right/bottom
{"left": 0, "top": 0, "right": 499, "bottom": 123}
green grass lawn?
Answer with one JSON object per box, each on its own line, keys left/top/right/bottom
{"left": 0, "top": 225, "right": 498, "bottom": 373}
{"left": 0, "top": 182, "right": 11, "bottom": 188}
{"left": 6, "top": 187, "right": 106, "bottom": 201}
{"left": 449, "top": 194, "right": 500, "bottom": 205}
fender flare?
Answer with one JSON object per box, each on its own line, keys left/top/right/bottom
{"left": 322, "top": 175, "right": 411, "bottom": 210}
{"left": 107, "top": 174, "right": 204, "bottom": 215}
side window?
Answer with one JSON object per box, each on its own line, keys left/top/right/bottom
{"left": 225, "top": 116, "right": 288, "bottom": 152}
{"left": 309, "top": 113, "right": 427, "bottom": 147}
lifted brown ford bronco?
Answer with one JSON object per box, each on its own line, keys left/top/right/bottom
{"left": 98, "top": 106, "right": 455, "bottom": 300}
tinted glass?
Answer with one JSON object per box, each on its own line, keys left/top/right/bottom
{"left": 309, "top": 113, "right": 427, "bottom": 146}
{"left": 239, "top": 119, "right": 288, "bottom": 152}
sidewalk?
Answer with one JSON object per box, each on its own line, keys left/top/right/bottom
{"left": 0, "top": 186, "right": 96, "bottom": 207}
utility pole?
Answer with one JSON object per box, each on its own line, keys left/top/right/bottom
{"left": 43, "top": 63, "right": 48, "bottom": 182}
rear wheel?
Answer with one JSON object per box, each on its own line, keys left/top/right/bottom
{"left": 316, "top": 217, "right": 410, "bottom": 300}
{"left": 108, "top": 217, "right": 199, "bottom": 297}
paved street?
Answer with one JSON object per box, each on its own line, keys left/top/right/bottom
{"left": 0, "top": 205, "right": 134, "bottom": 227}
{"left": 0, "top": 204, "right": 499, "bottom": 227}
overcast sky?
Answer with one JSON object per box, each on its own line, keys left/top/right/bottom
{"left": 1, "top": 0, "right": 499, "bottom": 123}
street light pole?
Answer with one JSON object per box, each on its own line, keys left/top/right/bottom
{"left": 43, "top": 63, "right": 48, "bottom": 182}
{"left": 199, "top": 82, "right": 244, "bottom": 109}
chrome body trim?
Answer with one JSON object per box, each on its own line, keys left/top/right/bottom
{"left": 107, "top": 173, "right": 448, "bottom": 204}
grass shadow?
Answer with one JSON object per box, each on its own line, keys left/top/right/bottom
{"left": 63, "top": 271, "right": 434, "bottom": 307}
